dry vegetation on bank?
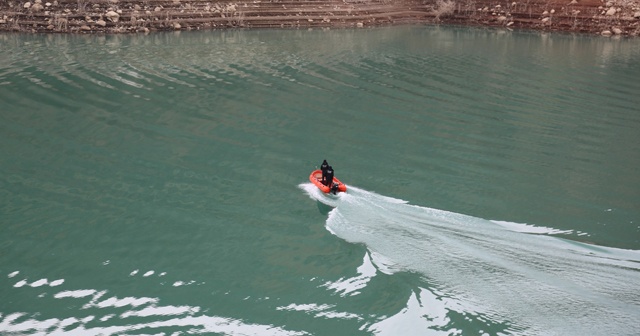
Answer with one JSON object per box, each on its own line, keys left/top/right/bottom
{"left": 1, "top": 0, "right": 639, "bottom": 36}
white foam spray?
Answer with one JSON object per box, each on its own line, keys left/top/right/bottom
{"left": 301, "top": 183, "right": 640, "bottom": 335}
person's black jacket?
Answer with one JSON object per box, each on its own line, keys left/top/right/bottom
{"left": 326, "top": 166, "right": 334, "bottom": 186}
{"left": 321, "top": 160, "right": 329, "bottom": 184}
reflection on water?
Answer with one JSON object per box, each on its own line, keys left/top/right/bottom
{"left": 3, "top": 28, "right": 640, "bottom": 94}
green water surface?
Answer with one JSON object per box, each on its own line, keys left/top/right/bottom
{"left": 1, "top": 26, "right": 639, "bottom": 335}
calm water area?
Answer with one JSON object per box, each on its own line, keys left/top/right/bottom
{"left": 1, "top": 26, "right": 639, "bottom": 335}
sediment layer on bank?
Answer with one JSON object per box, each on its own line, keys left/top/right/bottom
{"left": 1, "top": 0, "right": 639, "bottom": 36}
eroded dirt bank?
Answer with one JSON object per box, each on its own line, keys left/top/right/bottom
{"left": 1, "top": 0, "right": 639, "bottom": 36}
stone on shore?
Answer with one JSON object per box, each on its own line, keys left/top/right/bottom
{"left": 31, "top": 3, "right": 44, "bottom": 11}
{"left": 106, "top": 10, "right": 119, "bottom": 22}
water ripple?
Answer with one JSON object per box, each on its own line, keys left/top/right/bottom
{"left": 1, "top": 271, "right": 308, "bottom": 336}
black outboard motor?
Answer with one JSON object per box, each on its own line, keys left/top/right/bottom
{"left": 330, "top": 183, "right": 339, "bottom": 195}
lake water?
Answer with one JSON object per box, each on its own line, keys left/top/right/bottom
{"left": 1, "top": 26, "right": 639, "bottom": 335}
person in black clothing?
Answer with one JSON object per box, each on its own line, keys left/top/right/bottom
{"left": 320, "top": 159, "right": 329, "bottom": 185}
{"left": 325, "top": 165, "right": 334, "bottom": 188}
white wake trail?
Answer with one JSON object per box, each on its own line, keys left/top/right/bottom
{"left": 301, "top": 183, "right": 640, "bottom": 335}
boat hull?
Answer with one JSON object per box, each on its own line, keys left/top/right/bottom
{"left": 309, "top": 169, "right": 347, "bottom": 194}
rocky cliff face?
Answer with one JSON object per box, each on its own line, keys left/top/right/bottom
{"left": 1, "top": 0, "right": 639, "bottom": 36}
{"left": 437, "top": 0, "right": 640, "bottom": 36}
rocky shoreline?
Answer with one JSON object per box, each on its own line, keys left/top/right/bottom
{"left": 1, "top": 0, "right": 639, "bottom": 36}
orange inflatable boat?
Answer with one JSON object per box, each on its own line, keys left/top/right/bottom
{"left": 309, "top": 169, "right": 347, "bottom": 194}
